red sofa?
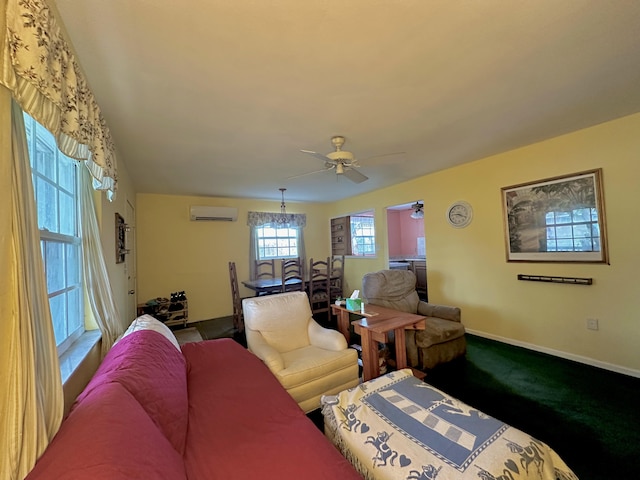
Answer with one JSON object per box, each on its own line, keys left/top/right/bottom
{"left": 26, "top": 327, "right": 361, "bottom": 479}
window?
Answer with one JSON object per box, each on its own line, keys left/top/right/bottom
{"left": 351, "top": 213, "right": 376, "bottom": 257}
{"left": 23, "top": 112, "right": 84, "bottom": 355}
{"left": 545, "top": 208, "right": 600, "bottom": 252}
{"left": 256, "top": 224, "right": 299, "bottom": 259}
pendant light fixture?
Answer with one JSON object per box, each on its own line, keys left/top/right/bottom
{"left": 410, "top": 201, "right": 424, "bottom": 219}
{"left": 277, "top": 187, "right": 289, "bottom": 225}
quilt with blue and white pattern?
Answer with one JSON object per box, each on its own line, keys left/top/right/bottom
{"left": 321, "top": 369, "right": 578, "bottom": 480}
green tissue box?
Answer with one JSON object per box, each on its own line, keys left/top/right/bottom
{"left": 346, "top": 298, "right": 362, "bottom": 311}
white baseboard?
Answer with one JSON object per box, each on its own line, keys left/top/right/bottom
{"left": 465, "top": 328, "right": 640, "bottom": 379}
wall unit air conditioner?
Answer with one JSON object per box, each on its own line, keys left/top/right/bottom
{"left": 189, "top": 206, "right": 238, "bottom": 222}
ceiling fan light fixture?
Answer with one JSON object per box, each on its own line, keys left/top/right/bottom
{"left": 331, "top": 136, "right": 345, "bottom": 149}
{"left": 336, "top": 163, "right": 345, "bottom": 175}
{"left": 410, "top": 201, "right": 424, "bottom": 219}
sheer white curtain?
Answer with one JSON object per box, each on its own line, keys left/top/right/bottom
{"left": 0, "top": 95, "right": 64, "bottom": 480}
{"left": 0, "top": 1, "right": 120, "bottom": 477}
{"left": 80, "top": 168, "right": 123, "bottom": 357}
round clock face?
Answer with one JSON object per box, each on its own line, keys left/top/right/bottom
{"left": 447, "top": 201, "right": 473, "bottom": 228}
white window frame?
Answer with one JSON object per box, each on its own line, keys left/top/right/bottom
{"left": 256, "top": 223, "right": 300, "bottom": 259}
{"left": 24, "top": 112, "right": 84, "bottom": 355}
{"left": 350, "top": 211, "right": 376, "bottom": 257}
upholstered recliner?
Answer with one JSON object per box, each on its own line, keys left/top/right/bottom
{"left": 362, "top": 269, "right": 466, "bottom": 370}
{"left": 242, "top": 291, "right": 360, "bottom": 412}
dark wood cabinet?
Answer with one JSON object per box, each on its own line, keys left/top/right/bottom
{"left": 410, "top": 260, "right": 427, "bottom": 301}
{"left": 331, "top": 216, "right": 352, "bottom": 256}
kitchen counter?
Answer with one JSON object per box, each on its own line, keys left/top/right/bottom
{"left": 389, "top": 261, "right": 410, "bottom": 270}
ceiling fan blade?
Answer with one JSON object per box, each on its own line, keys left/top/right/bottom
{"left": 342, "top": 167, "right": 368, "bottom": 183}
{"left": 300, "top": 150, "right": 331, "bottom": 162}
{"left": 286, "top": 165, "right": 335, "bottom": 180}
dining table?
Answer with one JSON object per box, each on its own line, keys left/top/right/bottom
{"left": 242, "top": 269, "right": 337, "bottom": 296}
{"left": 241, "top": 277, "right": 301, "bottom": 295}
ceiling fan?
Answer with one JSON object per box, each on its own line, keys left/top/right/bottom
{"left": 289, "top": 136, "right": 404, "bottom": 184}
{"left": 410, "top": 201, "right": 424, "bottom": 219}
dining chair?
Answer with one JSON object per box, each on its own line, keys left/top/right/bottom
{"left": 281, "top": 257, "right": 305, "bottom": 293}
{"left": 308, "top": 257, "right": 331, "bottom": 320}
{"left": 253, "top": 258, "right": 281, "bottom": 295}
{"left": 228, "top": 261, "right": 244, "bottom": 332}
{"left": 254, "top": 259, "right": 276, "bottom": 279}
{"left": 281, "top": 257, "right": 301, "bottom": 270}
{"left": 330, "top": 255, "right": 345, "bottom": 302}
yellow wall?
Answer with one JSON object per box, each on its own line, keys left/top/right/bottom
{"left": 98, "top": 160, "right": 138, "bottom": 327}
{"left": 330, "top": 112, "right": 640, "bottom": 374}
{"left": 136, "top": 194, "right": 331, "bottom": 321}
{"left": 135, "top": 113, "right": 640, "bottom": 375}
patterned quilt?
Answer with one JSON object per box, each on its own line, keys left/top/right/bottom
{"left": 321, "top": 369, "right": 578, "bottom": 480}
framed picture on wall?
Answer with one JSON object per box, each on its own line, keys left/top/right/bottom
{"left": 501, "top": 168, "right": 608, "bottom": 263}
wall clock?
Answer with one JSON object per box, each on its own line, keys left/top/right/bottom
{"left": 446, "top": 201, "right": 473, "bottom": 228}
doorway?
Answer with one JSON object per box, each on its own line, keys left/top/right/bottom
{"left": 125, "top": 199, "right": 137, "bottom": 321}
{"left": 386, "top": 201, "right": 428, "bottom": 300}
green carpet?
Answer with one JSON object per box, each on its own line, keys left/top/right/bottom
{"left": 193, "top": 316, "right": 235, "bottom": 340}
{"left": 193, "top": 316, "right": 247, "bottom": 347}
{"left": 425, "top": 334, "right": 640, "bottom": 480}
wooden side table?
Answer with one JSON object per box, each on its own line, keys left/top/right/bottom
{"left": 330, "top": 303, "right": 355, "bottom": 344}
{"left": 331, "top": 303, "right": 427, "bottom": 381}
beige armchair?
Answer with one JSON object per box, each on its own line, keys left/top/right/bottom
{"left": 242, "top": 291, "right": 359, "bottom": 412}
{"left": 362, "top": 269, "right": 466, "bottom": 370}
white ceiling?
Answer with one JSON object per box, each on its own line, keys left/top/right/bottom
{"left": 50, "top": 0, "right": 640, "bottom": 203}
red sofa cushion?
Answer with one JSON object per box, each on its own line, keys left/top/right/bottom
{"left": 182, "top": 338, "right": 361, "bottom": 479}
{"left": 26, "top": 382, "right": 187, "bottom": 480}
{"left": 75, "top": 330, "right": 188, "bottom": 454}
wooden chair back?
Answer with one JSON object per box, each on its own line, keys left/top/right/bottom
{"left": 228, "top": 261, "right": 244, "bottom": 332}
{"left": 281, "top": 257, "right": 305, "bottom": 292}
{"left": 254, "top": 259, "right": 276, "bottom": 280}
{"left": 330, "top": 255, "right": 345, "bottom": 301}
{"left": 308, "top": 257, "right": 331, "bottom": 318}
{"left": 281, "top": 257, "right": 301, "bottom": 269}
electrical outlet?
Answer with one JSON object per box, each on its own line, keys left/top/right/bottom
{"left": 586, "top": 318, "right": 599, "bottom": 330}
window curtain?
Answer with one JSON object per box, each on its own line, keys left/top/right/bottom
{"left": 247, "top": 211, "right": 306, "bottom": 280}
{"left": 1, "top": 1, "right": 119, "bottom": 477}
{"left": 0, "top": 0, "right": 118, "bottom": 199}
{"left": 80, "top": 168, "right": 123, "bottom": 358}
{"left": 0, "top": 95, "right": 64, "bottom": 480}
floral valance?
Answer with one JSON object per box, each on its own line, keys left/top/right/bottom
{"left": 247, "top": 211, "right": 307, "bottom": 228}
{"left": 1, "top": 0, "right": 118, "bottom": 198}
